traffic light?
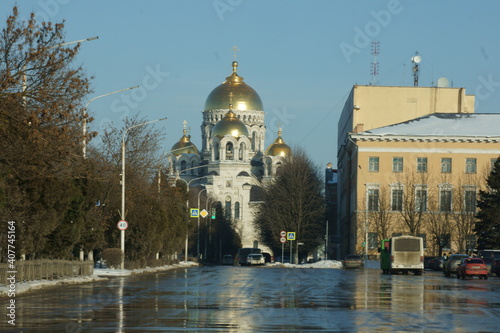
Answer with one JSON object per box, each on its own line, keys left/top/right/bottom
{"left": 211, "top": 208, "right": 216, "bottom": 219}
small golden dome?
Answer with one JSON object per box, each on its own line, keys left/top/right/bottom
{"left": 266, "top": 129, "right": 291, "bottom": 157}
{"left": 212, "top": 109, "right": 249, "bottom": 139}
{"left": 204, "top": 61, "right": 263, "bottom": 111}
{"left": 171, "top": 123, "right": 199, "bottom": 156}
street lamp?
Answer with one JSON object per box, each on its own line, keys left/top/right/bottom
{"left": 197, "top": 187, "right": 207, "bottom": 259}
{"left": 22, "top": 36, "right": 99, "bottom": 105}
{"left": 47, "top": 36, "right": 99, "bottom": 49}
{"left": 358, "top": 165, "right": 369, "bottom": 264}
{"left": 120, "top": 117, "right": 167, "bottom": 269}
{"left": 176, "top": 176, "right": 206, "bottom": 263}
{"left": 83, "top": 85, "right": 139, "bottom": 158}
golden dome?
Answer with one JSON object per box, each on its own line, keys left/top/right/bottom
{"left": 171, "top": 124, "right": 199, "bottom": 156}
{"left": 266, "top": 129, "right": 291, "bottom": 157}
{"left": 212, "top": 109, "right": 249, "bottom": 139}
{"left": 204, "top": 61, "right": 263, "bottom": 111}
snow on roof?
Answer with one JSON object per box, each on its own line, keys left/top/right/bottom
{"left": 359, "top": 113, "right": 500, "bottom": 137}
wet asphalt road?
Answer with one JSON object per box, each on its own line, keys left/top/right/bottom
{"left": 3, "top": 265, "right": 500, "bottom": 332}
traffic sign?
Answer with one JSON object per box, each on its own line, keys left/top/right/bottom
{"left": 287, "top": 232, "right": 296, "bottom": 241}
{"left": 200, "top": 209, "right": 208, "bottom": 218}
{"left": 280, "top": 237, "right": 286, "bottom": 243}
{"left": 190, "top": 208, "right": 199, "bottom": 218}
{"left": 117, "top": 220, "right": 128, "bottom": 231}
{"left": 280, "top": 231, "right": 286, "bottom": 237}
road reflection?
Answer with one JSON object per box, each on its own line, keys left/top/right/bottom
{"left": 3, "top": 266, "right": 500, "bottom": 332}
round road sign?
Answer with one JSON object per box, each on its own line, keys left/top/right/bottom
{"left": 280, "top": 237, "right": 286, "bottom": 243}
{"left": 280, "top": 231, "right": 286, "bottom": 237}
{"left": 117, "top": 220, "right": 128, "bottom": 230}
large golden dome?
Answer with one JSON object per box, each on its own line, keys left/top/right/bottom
{"left": 204, "top": 61, "right": 263, "bottom": 111}
{"left": 212, "top": 110, "right": 249, "bottom": 139}
{"left": 171, "top": 125, "right": 199, "bottom": 156}
{"left": 266, "top": 129, "right": 291, "bottom": 157}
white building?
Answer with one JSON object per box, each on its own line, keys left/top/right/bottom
{"left": 168, "top": 61, "right": 291, "bottom": 252}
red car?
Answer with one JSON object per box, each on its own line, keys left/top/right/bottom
{"left": 457, "top": 258, "right": 488, "bottom": 280}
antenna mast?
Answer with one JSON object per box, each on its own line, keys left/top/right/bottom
{"left": 370, "top": 41, "right": 380, "bottom": 85}
{"left": 411, "top": 51, "right": 421, "bottom": 86}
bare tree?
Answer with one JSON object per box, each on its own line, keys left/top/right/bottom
{"left": 452, "top": 173, "right": 483, "bottom": 254}
{"left": 393, "top": 168, "right": 431, "bottom": 236}
{"left": 254, "top": 148, "right": 325, "bottom": 260}
{"left": 368, "top": 185, "right": 392, "bottom": 243}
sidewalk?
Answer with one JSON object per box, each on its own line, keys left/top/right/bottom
{"left": 0, "top": 261, "right": 198, "bottom": 297}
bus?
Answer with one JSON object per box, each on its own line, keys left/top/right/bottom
{"left": 477, "top": 249, "right": 500, "bottom": 268}
{"left": 236, "top": 248, "right": 261, "bottom": 266}
{"left": 380, "top": 236, "right": 424, "bottom": 275}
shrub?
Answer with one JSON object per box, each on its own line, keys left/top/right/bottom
{"left": 101, "top": 248, "right": 123, "bottom": 268}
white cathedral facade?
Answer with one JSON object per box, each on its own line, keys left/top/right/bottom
{"left": 167, "top": 61, "right": 291, "bottom": 252}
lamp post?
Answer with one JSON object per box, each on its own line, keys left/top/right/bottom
{"left": 120, "top": 117, "right": 167, "bottom": 269}
{"left": 176, "top": 176, "right": 206, "bottom": 263}
{"left": 83, "top": 85, "right": 139, "bottom": 159}
{"left": 358, "top": 165, "right": 369, "bottom": 264}
{"left": 197, "top": 187, "right": 206, "bottom": 259}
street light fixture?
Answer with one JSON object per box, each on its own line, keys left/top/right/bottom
{"left": 120, "top": 117, "right": 167, "bottom": 269}
{"left": 197, "top": 187, "right": 207, "bottom": 259}
{"left": 83, "top": 85, "right": 139, "bottom": 159}
{"left": 175, "top": 176, "right": 206, "bottom": 263}
{"left": 22, "top": 36, "right": 99, "bottom": 105}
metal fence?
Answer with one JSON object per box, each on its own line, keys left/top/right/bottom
{"left": 0, "top": 260, "right": 94, "bottom": 285}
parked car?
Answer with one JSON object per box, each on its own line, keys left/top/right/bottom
{"left": 443, "top": 254, "right": 469, "bottom": 277}
{"left": 342, "top": 254, "right": 364, "bottom": 269}
{"left": 261, "top": 252, "right": 273, "bottom": 263}
{"left": 222, "top": 254, "right": 233, "bottom": 265}
{"left": 246, "top": 253, "right": 265, "bottom": 266}
{"left": 94, "top": 259, "right": 107, "bottom": 269}
{"left": 428, "top": 257, "right": 445, "bottom": 271}
{"left": 490, "top": 259, "right": 500, "bottom": 276}
{"left": 457, "top": 258, "right": 488, "bottom": 279}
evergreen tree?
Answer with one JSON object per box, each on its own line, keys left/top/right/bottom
{"left": 475, "top": 157, "right": 500, "bottom": 249}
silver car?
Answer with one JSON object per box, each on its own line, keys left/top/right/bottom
{"left": 342, "top": 254, "right": 364, "bottom": 269}
{"left": 246, "top": 253, "right": 265, "bottom": 265}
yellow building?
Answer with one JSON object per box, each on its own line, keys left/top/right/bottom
{"left": 337, "top": 85, "right": 500, "bottom": 259}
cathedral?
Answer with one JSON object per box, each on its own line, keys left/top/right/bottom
{"left": 167, "top": 61, "right": 291, "bottom": 252}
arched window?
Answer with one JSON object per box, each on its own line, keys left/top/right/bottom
{"left": 191, "top": 161, "right": 196, "bottom": 175}
{"left": 226, "top": 142, "right": 234, "bottom": 160}
{"left": 214, "top": 142, "right": 219, "bottom": 160}
{"left": 225, "top": 197, "right": 232, "bottom": 219}
{"left": 252, "top": 132, "right": 256, "bottom": 151}
{"left": 239, "top": 142, "right": 245, "bottom": 160}
{"left": 180, "top": 160, "right": 187, "bottom": 174}
{"left": 234, "top": 202, "right": 240, "bottom": 219}
{"left": 276, "top": 162, "right": 283, "bottom": 175}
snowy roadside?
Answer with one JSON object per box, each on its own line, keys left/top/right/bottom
{"left": 0, "top": 261, "right": 199, "bottom": 297}
{"left": 266, "top": 259, "right": 380, "bottom": 269}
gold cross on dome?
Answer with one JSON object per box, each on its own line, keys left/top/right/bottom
{"left": 232, "top": 45, "right": 240, "bottom": 60}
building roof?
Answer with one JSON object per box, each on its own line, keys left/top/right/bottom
{"left": 357, "top": 113, "right": 500, "bottom": 138}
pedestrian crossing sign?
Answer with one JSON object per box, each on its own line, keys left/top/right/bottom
{"left": 287, "top": 232, "right": 296, "bottom": 241}
{"left": 190, "top": 208, "right": 199, "bottom": 218}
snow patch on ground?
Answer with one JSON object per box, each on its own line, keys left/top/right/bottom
{"left": 266, "top": 260, "right": 343, "bottom": 269}
{"left": 0, "top": 261, "right": 199, "bottom": 297}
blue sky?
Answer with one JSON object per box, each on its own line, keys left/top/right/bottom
{"left": 2, "top": 1, "right": 500, "bottom": 168}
